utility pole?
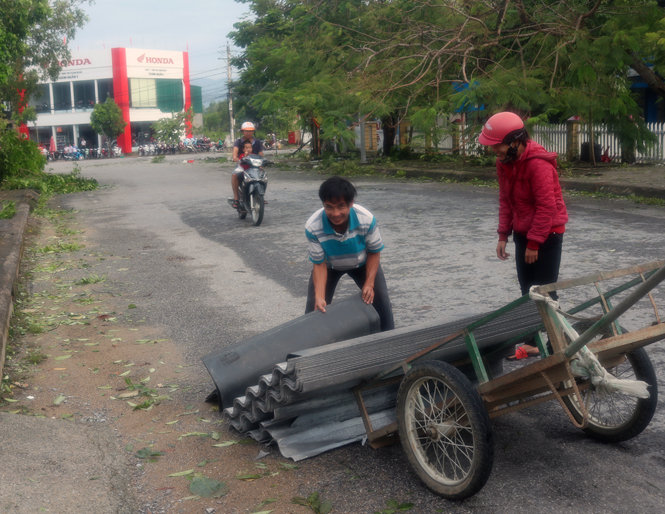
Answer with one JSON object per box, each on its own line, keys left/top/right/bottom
{"left": 227, "top": 43, "right": 235, "bottom": 142}
{"left": 359, "top": 114, "right": 367, "bottom": 164}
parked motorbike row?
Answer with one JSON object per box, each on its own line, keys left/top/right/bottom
{"left": 42, "top": 145, "right": 122, "bottom": 161}
{"left": 137, "top": 137, "right": 228, "bottom": 156}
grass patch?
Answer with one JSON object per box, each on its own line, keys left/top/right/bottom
{"left": 468, "top": 177, "right": 499, "bottom": 188}
{"left": 0, "top": 200, "right": 17, "bottom": 219}
{"left": 35, "top": 240, "right": 84, "bottom": 254}
{"left": 27, "top": 324, "right": 45, "bottom": 334}
{"left": 75, "top": 273, "right": 106, "bottom": 285}
{"left": 25, "top": 351, "right": 47, "bottom": 365}
{"left": 151, "top": 155, "right": 165, "bottom": 163}
{"left": 566, "top": 189, "right": 665, "bottom": 206}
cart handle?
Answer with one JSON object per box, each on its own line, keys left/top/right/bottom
{"left": 563, "top": 262, "right": 665, "bottom": 358}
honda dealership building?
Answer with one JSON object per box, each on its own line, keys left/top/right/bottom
{"left": 27, "top": 48, "right": 203, "bottom": 153}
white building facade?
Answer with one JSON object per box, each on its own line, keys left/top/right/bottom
{"left": 27, "top": 48, "right": 202, "bottom": 153}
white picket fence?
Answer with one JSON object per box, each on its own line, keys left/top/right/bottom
{"left": 430, "top": 122, "right": 665, "bottom": 163}
{"left": 525, "top": 122, "right": 665, "bottom": 164}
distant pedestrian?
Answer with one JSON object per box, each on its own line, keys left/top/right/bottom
{"left": 479, "top": 112, "right": 568, "bottom": 358}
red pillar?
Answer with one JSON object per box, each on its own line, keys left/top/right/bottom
{"left": 111, "top": 48, "right": 132, "bottom": 154}
{"left": 17, "top": 88, "right": 30, "bottom": 139}
{"left": 183, "top": 51, "right": 192, "bottom": 137}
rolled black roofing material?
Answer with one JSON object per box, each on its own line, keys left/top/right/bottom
{"left": 222, "top": 302, "right": 540, "bottom": 432}
{"left": 202, "top": 295, "right": 381, "bottom": 409}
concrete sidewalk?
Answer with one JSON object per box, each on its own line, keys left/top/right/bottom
{"left": 0, "top": 189, "right": 138, "bottom": 513}
{"left": 0, "top": 163, "right": 663, "bottom": 513}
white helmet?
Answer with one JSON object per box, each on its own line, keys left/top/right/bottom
{"left": 241, "top": 121, "right": 255, "bottom": 131}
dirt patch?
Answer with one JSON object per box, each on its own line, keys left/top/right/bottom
{"left": 1, "top": 212, "right": 322, "bottom": 514}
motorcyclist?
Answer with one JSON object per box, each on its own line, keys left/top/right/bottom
{"left": 231, "top": 122, "right": 265, "bottom": 208}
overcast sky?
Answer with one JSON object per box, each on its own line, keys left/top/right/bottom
{"left": 70, "top": 0, "right": 251, "bottom": 102}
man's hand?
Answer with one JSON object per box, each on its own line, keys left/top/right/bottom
{"left": 312, "top": 262, "right": 328, "bottom": 313}
{"left": 361, "top": 283, "right": 375, "bottom": 304}
{"left": 496, "top": 240, "right": 510, "bottom": 260}
{"left": 314, "top": 297, "right": 327, "bottom": 313}
{"left": 525, "top": 248, "right": 539, "bottom": 264}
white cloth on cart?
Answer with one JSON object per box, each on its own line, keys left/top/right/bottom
{"left": 529, "top": 286, "right": 650, "bottom": 399}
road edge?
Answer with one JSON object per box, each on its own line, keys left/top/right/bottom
{"left": 0, "top": 202, "right": 31, "bottom": 379}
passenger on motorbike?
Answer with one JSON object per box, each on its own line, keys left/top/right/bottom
{"left": 231, "top": 122, "right": 264, "bottom": 208}
{"left": 230, "top": 141, "right": 254, "bottom": 209}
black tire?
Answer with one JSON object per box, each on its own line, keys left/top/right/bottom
{"left": 396, "top": 360, "right": 494, "bottom": 501}
{"left": 237, "top": 209, "right": 247, "bottom": 220}
{"left": 250, "top": 191, "right": 264, "bottom": 226}
{"left": 562, "top": 347, "right": 658, "bottom": 443}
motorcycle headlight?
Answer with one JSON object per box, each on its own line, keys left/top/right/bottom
{"left": 249, "top": 158, "right": 263, "bottom": 168}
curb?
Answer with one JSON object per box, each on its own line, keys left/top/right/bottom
{"left": 388, "top": 167, "right": 665, "bottom": 200}
{"left": 0, "top": 203, "right": 31, "bottom": 379}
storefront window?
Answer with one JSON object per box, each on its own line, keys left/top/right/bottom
{"left": 155, "top": 79, "right": 183, "bottom": 113}
{"left": 97, "top": 79, "right": 114, "bottom": 103}
{"left": 130, "top": 78, "right": 157, "bottom": 108}
{"left": 73, "top": 81, "right": 95, "bottom": 111}
{"left": 29, "top": 84, "right": 51, "bottom": 113}
{"left": 129, "top": 78, "right": 183, "bottom": 112}
{"left": 52, "top": 82, "right": 72, "bottom": 112}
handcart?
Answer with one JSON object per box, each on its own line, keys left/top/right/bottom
{"left": 353, "top": 261, "right": 665, "bottom": 500}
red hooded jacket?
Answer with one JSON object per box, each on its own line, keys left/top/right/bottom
{"left": 497, "top": 140, "right": 568, "bottom": 250}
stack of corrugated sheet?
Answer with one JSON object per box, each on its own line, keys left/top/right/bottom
{"left": 221, "top": 301, "right": 543, "bottom": 460}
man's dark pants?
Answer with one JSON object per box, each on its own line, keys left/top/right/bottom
{"left": 305, "top": 264, "right": 395, "bottom": 331}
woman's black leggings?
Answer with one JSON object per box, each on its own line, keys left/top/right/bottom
{"left": 513, "top": 232, "right": 563, "bottom": 300}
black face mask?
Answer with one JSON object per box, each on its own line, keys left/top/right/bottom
{"left": 501, "top": 142, "right": 520, "bottom": 164}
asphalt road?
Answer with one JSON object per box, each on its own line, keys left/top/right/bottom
{"left": 52, "top": 155, "right": 665, "bottom": 513}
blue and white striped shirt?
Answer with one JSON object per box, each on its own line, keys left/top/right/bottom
{"left": 305, "top": 204, "right": 384, "bottom": 270}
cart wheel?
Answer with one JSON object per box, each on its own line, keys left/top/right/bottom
{"left": 396, "top": 360, "right": 494, "bottom": 501}
{"left": 563, "top": 347, "right": 658, "bottom": 443}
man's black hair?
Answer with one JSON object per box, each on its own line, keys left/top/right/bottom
{"left": 319, "top": 176, "right": 357, "bottom": 204}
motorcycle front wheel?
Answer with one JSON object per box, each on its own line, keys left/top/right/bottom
{"left": 250, "top": 191, "right": 264, "bottom": 226}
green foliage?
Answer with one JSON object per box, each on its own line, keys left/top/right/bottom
{"left": 291, "top": 492, "right": 332, "bottom": 514}
{"left": 75, "top": 273, "right": 106, "bottom": 285}
{"left": 151, "top": 155, "right": 165, "bottom": 163}
{"left": 25, "top": 351, "right": 47, "bottom": 365}
{"left": 0, "top": 121, "right": 46, "bottom": 182}
{"left": 230, "top": 0, "right": 665, "bottom": 151}
{"left": 2, "top": 164, "right": 98, "bottom": 198}
{"left": 0, "top": 200, "right": 17, "bottom": 219}
{"left": 374, "top": 499, "right": 414, "bottom": 514}
{"left": 202, "top": 100, "right": 230, "bottom": 139}
{"left": 0, "top": 0, "right": 88, "bottom": 124}
{"left": 90, "top": 99, "right": 127, "bottom": 142}
{"left": 35, "top": 240, "right": 84, "bottom": 253}
{"left": 151, "top": 107, "right": 193, "bottom": 145}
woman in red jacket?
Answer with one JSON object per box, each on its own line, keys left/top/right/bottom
{"left": 479, "top": 112, "right": 569, "bottom": 358}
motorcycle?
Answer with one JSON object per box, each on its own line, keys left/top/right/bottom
{"left": 227, "top": 154, "right": 270, "bottom": 226}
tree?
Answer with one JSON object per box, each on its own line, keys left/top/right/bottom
{"left": 151, "top": 108, "right": 193, "bottom": 145}
{"left": 90, "top": 99, "right": 127, "bottom": 149}
{"left": 0, "top": 119, "right": 45, "bottom": 182}
{"left": 202, "top": 100, "right": 231, "bottom": 139}
{"left": 229, "top": 0, "right": 665, "bottom": 155}
{"left": 0, "top": 1, "right": 88, "bottom": 179}
{"left": 1, "top": 0, "right": 88, "bottom": 125}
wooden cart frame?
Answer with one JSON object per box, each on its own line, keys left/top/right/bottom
{"left": 353, "top": 260, "right": 665, "bottom": 500}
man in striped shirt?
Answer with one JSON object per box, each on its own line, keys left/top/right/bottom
{"left": 305, "top": 176, "right": 394, "bottom": 331}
